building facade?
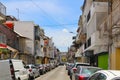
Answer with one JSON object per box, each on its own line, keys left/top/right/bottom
{"left": 76, "top": 0, "right": 120, "bottom": 70}
{"left": 35, "top": 25, "right": 45, "bottom": 64}
{"left": 76, "top": 0, "right": 109, "bottom": 69}
{"left": 13, "top": 21, "right": 35, "bottom": 64}
{"left": 99, "top": 0, "right": 120, "bottom": 69}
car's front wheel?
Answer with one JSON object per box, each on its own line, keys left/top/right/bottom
{"left": 28, "top": 75, "right": 34, "bottom": 80}
{"left": 18, "top": 77, "right": 21, "bottom": 80}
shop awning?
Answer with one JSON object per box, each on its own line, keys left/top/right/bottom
{"left": 7, "top": 46, "right": 18, "bottom": 52}
{"left": 0, "top": 43, "right": 7, "bottom": 48}
{"left": 7, "top": 46, "right": 19, "bottom": 58}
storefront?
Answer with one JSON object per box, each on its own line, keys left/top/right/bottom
{"left": 97, "top": 52, "right": 108, "bottom": 69}
{"left": 110, "top": 48, "right": 120, "bottom": 70}
{"left": 0, "top": 43, "right": 19, "bottom": 59}
{"left": 0, "top": 43, "right": 10, "bottom": 59}
{"left": 0, "top": 48, "right": 10, "bottom": 59}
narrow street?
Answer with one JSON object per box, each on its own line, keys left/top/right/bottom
{"left": 35, "top": 66, "right": 70, "bottom": 80}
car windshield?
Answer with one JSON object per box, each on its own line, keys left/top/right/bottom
{"left": 81, "top": 67, "right": 100, "bottom": 76}
{"left": 25, "top": 65, "right": 30, "bottom": 69}
{"left": 69, "top": 64, "right": 74, "bottom": 67}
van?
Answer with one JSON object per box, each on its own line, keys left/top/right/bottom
{"left": 0, "top": 59, "right": 29, "bottom": 80}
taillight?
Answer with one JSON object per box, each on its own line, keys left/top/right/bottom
{"left": 73, "top": 68, "right": 77, "bottom": 72}
{"left": 9, "top": 60, "right": 15, "bottom": 80}
{"left": 10, "top": 66, "right": 14, "bottom": 75}
{"left": 29, "top": 69, "right": 32, "bottom": 72}
{"left": 79, "top": 76, "right": 85, "bottom": 80}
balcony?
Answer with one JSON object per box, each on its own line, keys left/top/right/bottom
{"left": 35, "top": 35, "right": 40, "bottom": 41}
{"left": 87, "top": 1, "right": 108, "bottom": 25}
{"left": 91, "top": 1, "right": 108, "bottom": 13}
{"left": 75, "top": 45, "right": 84, "bottom": 57}
{"left": 76, "top": 33, "right": 86, "bottom": 44}
{"left": 0, "top": 2, "right": 6, "bottom": 20}
{"left": 84, "top": 31, "right": 108, "bottom": 54}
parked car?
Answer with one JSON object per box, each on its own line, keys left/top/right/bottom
{"left": 50, "top": 63, "right": 55, "bottom": 69}
{"left": 69, "top": 62, "right": 90, "bottom": 79}
{"left": 88, "top": 70, "right": 120, "bottom": 80}
{"left": 66, "top": 63, "right": 74, "bottom": 75}
{"left": 72, "top": 66, "right": 101, "bottom": 80}
{"left": 59, "top": 62, "right": 64, "bottom": 66}
{"left": 37, "top": 64, "right": 46, "bottom": 75}
{"left": 43, "top": 64, "right": 48, "bottom": 72}
{"left": 46, "top": 63, "right": 51, "bottom": 71}
{"left": 66, "top": 63, "right": 72, "bottom": 70}
{"left": 0, "top": 59, "right": 29, "bottom": 80}
{"left": 25, "top": 64, "right": 40, "bottom": 79}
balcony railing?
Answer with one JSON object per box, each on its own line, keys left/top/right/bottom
{"left": 0, "top": 2, "right": 6, "bottom": 15}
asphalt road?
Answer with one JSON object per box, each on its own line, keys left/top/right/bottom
{"left": 35, "top": 65, "right": 70, "bottom": 80}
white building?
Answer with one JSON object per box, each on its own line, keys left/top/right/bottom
{"left": 14, "top": 21, "right": 35, "bottom": 55}
{"left": 76, "top": 0, "right": 109, "bottom": 68}
{"left": 82, "top": 0, "right": 108, "bottom": 54}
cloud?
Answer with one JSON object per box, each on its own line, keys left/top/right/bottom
{"left": 62, "top": 28, "right": 68, "bottom": 33}
{"left": 44, "top": 28, "right": 73, "bottom": 51}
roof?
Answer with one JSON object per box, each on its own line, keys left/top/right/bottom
{"left": 75, "top": 62, "right": 90, "bottom": 65}
{"left": 97, "top": 70, "right": 120, "bottom": 76}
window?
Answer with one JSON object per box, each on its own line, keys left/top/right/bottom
{"left": 81, "top": 67, "right": 101, "bottom": 76}
{"left": 76, "top": 67, "right": 80, "bottom": 74}
{"left": 87, "top": 11, "right": 91, "bottom": 22}
{"left": 88, "top": 37, "right": 91, "bottom": 47}
{"left": 89, "top": 73, "right": 100, "bottom": 80}
{"left": 0, "top": 34, "right": 6, "bottom": 43}
{"left": 89, "top": 73, "right": 107, "bottom": 80}
{"left": 97, "top": 73, "right": 106, "bottom": 80}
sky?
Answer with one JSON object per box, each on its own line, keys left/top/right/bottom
{"left": 0, "top": 0, "right": 84, "bottom": 52}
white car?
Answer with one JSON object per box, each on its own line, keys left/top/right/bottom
{"left": 25, "top": 64, "right": 40, "bottom": 79}
{"left": 88, "top": 70, "right": 120, "bottom": 80}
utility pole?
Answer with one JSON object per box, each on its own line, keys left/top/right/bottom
{"left": 108, "top": 0, "right": 112, "bottom": 69}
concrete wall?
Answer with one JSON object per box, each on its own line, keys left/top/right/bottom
{"left": 14, "top": 21, "right": 35, "bottom": 55}
{"left": 87, "top": 2, "right": 108, "bottom": 39}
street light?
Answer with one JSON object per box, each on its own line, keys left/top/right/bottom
{"left": 69, "top": 31, "right": 76, "bottom": 34}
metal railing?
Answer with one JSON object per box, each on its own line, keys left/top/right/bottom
{"left": 0, "top": 2, "right": 6, "bottom": 15}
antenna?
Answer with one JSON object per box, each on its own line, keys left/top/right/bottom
{"left": 16, "top": 8, "right": 19, "bottom": 20}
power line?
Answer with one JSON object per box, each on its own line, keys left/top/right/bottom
{"left": 30, "top": 0, "right": 78, "bottom": 26}
{"left": 30, "top": 0, "right": 61, "bottom": 25}
{"left": 40, "top": 23, "right": 78, "bottom": 27}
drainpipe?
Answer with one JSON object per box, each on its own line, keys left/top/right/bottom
{"left": 108, "top": 0, "right": 112, "bottom": 69}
